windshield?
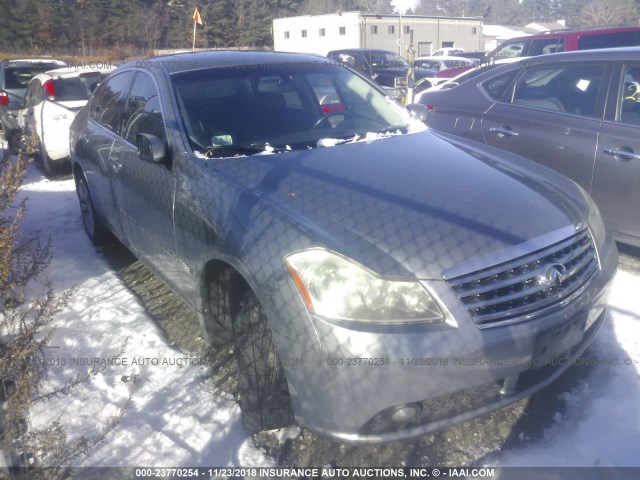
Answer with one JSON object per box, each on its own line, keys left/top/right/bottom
{"left": 5, "top": 66, "right": 57, "bottom": 90}
{"left": 53, "top": 74, "right": 107, "bottom": 101}
{"left": 171, "top": 64, "right": 415, "bottom": 157}
{"left": 369, "top": 52, "right": 409, "bottom": 69}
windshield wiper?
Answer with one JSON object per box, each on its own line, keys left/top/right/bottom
{"left": 377, "top": 124, "right": 410, "bottom": 135}
{"left": 204, "top": 143, "right": 286, "bottom": 158}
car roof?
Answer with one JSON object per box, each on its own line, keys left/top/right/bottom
{"left": 415, "top": 56, "right": 471, "bottom": 62}
{"left": 36, "top": 66, "right": 115, "bottom": 79}
{"left": 117, "top": 50, "right": 340, "bottom": 74}
{"left": 501, "top": 25, "right": 640, "bottom": 43}
{"left": 1, "top": 58, "right": 66, "bottom": 68}
{"left": 327, "top": 48, "right": 396, "bottom": 55}
{"left": 512, "top": 45, "right": 640, "bottom": 61}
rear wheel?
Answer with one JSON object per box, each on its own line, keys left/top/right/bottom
{"left": 40, "top": 144, "right": 58, "bottom": 177}
{"left": 232, "top": 289, "right": 294, "bottom": 432}
{"left": 75, "top": 173, "right": 108, "bottom": 244}
{"left": 5, "top": 129, "right": 20, "bottom": 155}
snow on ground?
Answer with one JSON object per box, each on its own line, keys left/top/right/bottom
{"left": 16, "top": 163, "right": 274, "bottom": 467}
{"left": 494, "top": 269, "right": 640, "bottom": 467}
{"left": 12, "top": 160, "right": 640, "bottom": 467}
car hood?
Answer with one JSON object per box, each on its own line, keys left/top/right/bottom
{"left": 374, "top": 67, "right": 435, "bottom": 78}
{"left": 213, "top": 130, "right": 587, "bottom": 280}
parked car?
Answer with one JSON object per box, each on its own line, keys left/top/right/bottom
{"left": 486, "top": 26, "right": 640, "bottom": 60}
{"left": 70, "top": 51, "right": 616, "bottom": 443}
{"left": 418, "top": 47, "right": 640, "bottom": 248}
{"left": 413, "top": 56, "right": 473, "bottom": 72}
{"left": 415, "top": 58, "right": 525, "bottom": 98}
{"left": 326, "top": 48, "right": 436, "bottom": 102}
{"left": 18, "top": 67, "right": 113, "bottom": 175}
{"left": 432, "top": 47, "right": 466, "bottom": 57}
{"left": 0, "top": 58, "right": 66, "bottom": 154}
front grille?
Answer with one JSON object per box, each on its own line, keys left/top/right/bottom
{"left": 446, "top": 229, "right": 599, "bottom": 328}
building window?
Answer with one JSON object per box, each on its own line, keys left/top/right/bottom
{"left": 404, "top": 25, "right": 410, "bottom": 34}
{"left": 442, "top": 41, "right": 454, "bottom": 48}
{"left": 339, "top": 26, "right": 346, "bottom": 35}
{"left": 472, "top": 27, "right": 477, "bottom": 34}
{"left": 284, "top": 31, "right": 290, "bottom": 39}
{"left": 388, "top": 25, "right": 395, "bottom": 34}
{"left": 319, "top": 28, "right": 325, "bottom": 36}
{"left": 301, "top": 29, "right": 307, "bottom": 38}
{"left": 371, "top": 25, "right": 378, "bottom": 34}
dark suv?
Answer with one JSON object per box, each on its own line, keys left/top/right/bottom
{"left": 487, "top": 26, "right": 640, "bottom": 60}
{"left": 0, "top": 58, "right": 66, "bottom": 153}
{"left": 327, "top": 48, "right": 436, "bottom": 100}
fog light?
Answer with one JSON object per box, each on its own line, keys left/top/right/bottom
{"left": 390, "top": 403, "right": 422, "bottom": 424}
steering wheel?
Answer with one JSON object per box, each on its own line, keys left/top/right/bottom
{"left": 312, "top": 111, "right": 345, "bottom": 129}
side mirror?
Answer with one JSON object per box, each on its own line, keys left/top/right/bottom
{"left": 406, "top": 103, "right": 429, "bottom": 122}
{"left": 137, "top": 133, "right": 166, "bottom": 163}
{"left": 337, "top": 54, "right": 356, "bottom": 68}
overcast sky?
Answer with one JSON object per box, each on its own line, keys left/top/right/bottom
{"left": 392, "top": 0, "right": 418, "bottom": 13}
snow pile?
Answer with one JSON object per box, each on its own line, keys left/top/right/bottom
{"left": 17, "top": 166, "right": 273, "bottom": 467}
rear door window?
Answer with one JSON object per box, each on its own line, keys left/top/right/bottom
{"left": 508, "top": 64, "right": 606, "bottom": 117}
{"left": 482, "top": 71, "right": 518, "bottom": 100}
{"left": 617, "top": 65, "right": 640, "bottom": 126}
{"left": 529, "top": 37, "right": 565, "bottom": 56}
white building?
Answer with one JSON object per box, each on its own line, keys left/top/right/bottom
{"left": 525, "top": 21, "right": 568, "bottom": 33}
{"left": 482, "top": 25, "right": 532, "bottom": 52}
{"left": 273, "top": 11, "right": 483, "bottom": 57}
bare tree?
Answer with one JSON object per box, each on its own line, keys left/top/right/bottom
{"left": 581, "top": 0, "right": 637, "bottom": 26}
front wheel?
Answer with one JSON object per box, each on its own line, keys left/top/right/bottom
{"left": 75, "top": 173, "right": 108, "bottom": 244}
{"left": 233, "top": 290, "right": 294, "bottom": 432}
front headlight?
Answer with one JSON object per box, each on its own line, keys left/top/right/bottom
{"left": 285, "top": 249, "right": 444, "bottom": 323}
{"left": 576, "top": 184, "right": 607, "bottom": 248}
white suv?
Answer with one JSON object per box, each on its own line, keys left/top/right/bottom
{"left": 18, "top": 67, "right": 112, "bottom": 175}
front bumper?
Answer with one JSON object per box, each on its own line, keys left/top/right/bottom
{"left": 277, "top": 234, "right": 618, "bottom": 444}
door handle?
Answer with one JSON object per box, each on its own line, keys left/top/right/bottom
{"left": 603, "top": 147, "right": 640, "bottom": 161}
{"left": 111, "top": 158, "right": 124, "bottom": 173}
{"left": 489, "top": 126, "right": 519, "bottom": 138}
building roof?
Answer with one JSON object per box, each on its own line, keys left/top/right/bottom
{"left": 525, "top": 22, "right": 569, "bottom": 32}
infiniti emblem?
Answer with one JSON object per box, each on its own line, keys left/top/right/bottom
{"left": 537, "top": 263, "right": 567, "bottom": 287}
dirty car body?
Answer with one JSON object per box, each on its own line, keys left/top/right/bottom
{"left": 70, "top": 51, "right": 617, "bottom": 443}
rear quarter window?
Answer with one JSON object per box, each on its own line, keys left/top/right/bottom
{"left": 482, "top": 70, "right": 518, "bottom": 100}
{"left": 578, "top": 31, "right": 640, "bottom": 50}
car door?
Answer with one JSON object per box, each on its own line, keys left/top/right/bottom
{"left": 591, "top": 62, "right": 640, "bottom": 242}
{"left": 482, "top": 62, "right": 610, "bottom": 191}
{"left": 109, "top": 71, "right": 181, "bottom": 288}
{"left": 82, "top": 71, "right": 135, "bottom": 236}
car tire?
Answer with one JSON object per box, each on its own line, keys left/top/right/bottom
{"left": 75, "top": 173, "right": 109, "bottom": 244}
{"left": 40, "top": 143, "right": 58, "bottom": 177}
{"left": 205, "top": 269, "right": 237, "bottom": 348}
{"left": 6, "top": 129, "right": 21, "bottom": 156}
{"left": 232, "top": 289, "right": 294, "bottom": 432}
